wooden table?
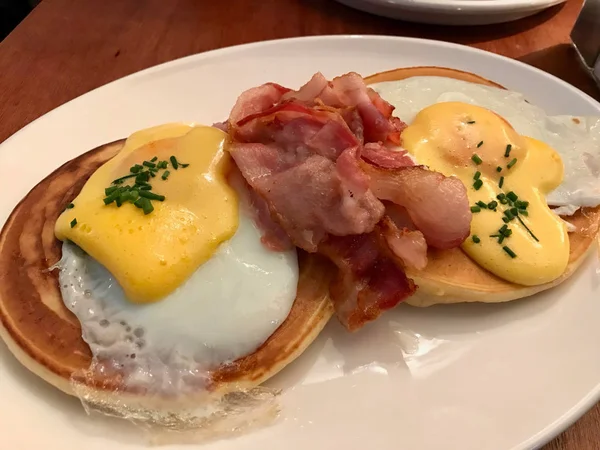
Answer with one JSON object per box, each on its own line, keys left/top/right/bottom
{"left": 0, "top": 0, "right": 598, "bottom": 448}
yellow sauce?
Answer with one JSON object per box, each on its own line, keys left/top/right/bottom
{"left": 402, "top": 102, "right": 569, "bottom": 285}
{"left": 55, "top": 124, "right": 238, "bottom": 303}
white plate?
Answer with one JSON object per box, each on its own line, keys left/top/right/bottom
{"left": 335, "top": 0, "right": 566, "bottom": 25}
{"left": 1, "top": 35, "right": 600, "bottom": 450}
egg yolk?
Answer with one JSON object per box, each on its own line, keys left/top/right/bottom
{"left": 402, "top": 102, "right": 569, "bottom": 286}
{"left": 55, "top": 124, "right": 239, "bottom": 303}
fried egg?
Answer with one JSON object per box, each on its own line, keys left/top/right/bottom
{"left": 54, "top": 124, "right": 299, "bottom": 395}
{"left": 371, "top": 76, "right": 600, "bottom": 216}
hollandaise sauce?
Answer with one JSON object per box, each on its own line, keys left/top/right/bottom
{"left": 402, "top": 102, "right": 569, "bottom": 286}
{"left": 55, "top": 124, "right": 239, "bottom": 303}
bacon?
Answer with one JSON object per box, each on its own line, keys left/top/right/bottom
{"left": 362, "top": 142, "right": 415, "bottom": 169}
{"left": 379, "top": 216, "right": 428, "bottom": 270}
{"left": 226, "top": 72, "right": 472, "bottom": 331}
{"left": 229, "top": 82, "right": 291, "bottom": 124}
{"left": 361, "top": 162, "right": 471, "bottom": 249}
{"left": 227, "top": 166, "right": 293, "bottom": 252}
{"left": 319, "top": 230, "right": 416, "bottom": 331}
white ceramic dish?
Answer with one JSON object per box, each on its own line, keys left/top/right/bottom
{"left": 1, "top": 35, "right": 600, "bottom": 450}
{"left": 334, "top": 0, "right": 567, "bottom": 25}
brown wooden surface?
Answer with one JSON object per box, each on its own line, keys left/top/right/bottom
{"left": 0, "top": 0, "right": 599, "bottom": 448}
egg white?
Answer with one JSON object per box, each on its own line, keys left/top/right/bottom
{"left": 58, "top": 203, "right": 299, "bottom": 395}
{"left": 371, "top": 76, "right": 600, "bottom": 216}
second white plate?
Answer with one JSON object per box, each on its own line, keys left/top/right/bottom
{"left": 335, "top": 0, "right": 567, "bottom": 25}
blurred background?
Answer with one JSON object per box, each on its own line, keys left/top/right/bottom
{"left": 1, "top": 0, "right": 38, "bottom": 40}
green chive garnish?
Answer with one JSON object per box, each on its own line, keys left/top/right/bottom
{"left": 474, "top": 171, "right": 481, "bottom": 180}
{"left": 150, "top": 156, "right": 158, "bottom": 162}
{"left": 472, "top": 235, "right": 481, "bottom": 243}
{"left": 519, "top": 209, "right": 529, "bottom": 216}
{"left": 502, "top": 217, "right": 510, "bottom": 223}
{"left": 504, "top": 210, "right": 514, "bottom": 220}
{"left": 157, "top": 161, "right": 168, "bottom": 169}
{"left": 499, "top": 224, "right": 508, "bottom": 234}
{"left": 136, "top": 172, "right": 150, "bottom": 183}
{"left": 112, "top": 173, "right": 137, "bottom": 185}
{"left": 506, "top": 191, "right": 518, "bottom": 202}
{"left": 143, "top": 161, "right": 156, "bottom": 168}
{"left": 487, "top": 200, "right": 498, "bottom": 210}
{"left": 70, "top": 218, "right": 77, "bottom": 228}
{"left": 477, "top": 141, "right": 483, "bottom": 148}
{"left": 504, "top": 144, "right": 512, "bottom": 157}
{"left": 515, "top": 200, "right": 529, "bottom": 209}
{"left": 471, "top": 206, "right": 481, "bottom": 213}
{"left": 499, "top": 176, "right": 504, "bottom": 188}
{"left": 507, "top": 158, "right": 517, "bottom": 169}
{"left": 510, "top": 207, "right": 518, "bottom": 216}
{"left": 105, "top": 186, "right": 119, "bottom": 196}
{"left": 517, "top": 216, "right": 539, "bottom": 242}
{"left": 66, "top": 203, "right": 75, "bottom": 209}
{"left": 467, "top": 120, "right": 476, "bottom": 125}
{"left": 503, "top": 246, "right": 517, "bottom": 258}
{"left": 180, "top": 163, "right": 189, "bottom": 168}
{"left": 496, "top": 166, "right": 502, "bottom": 173}
{"left": 473, "top": 179, "right": 483, "bottom": 190}
{"left": 139, "top": 185, "right": 152, "bottom": 190}
{"left": 134, "top": 197, "right": 154, "bottom": 215}
{"left": 162, "top": 170, "right": 170, "bottom": 180}
{"left": 170, "top": 156, "right": 179, "bottom": 170}
{"left": 138, "top": 191, "right": 165, "bottom": 201}
{"left": 471, "top": 154, "right": 483, "bottom": 165}
{"left": 103, "top": 189, "right": 122, "bottom": 205}
{"left": 476, "top": 201, "right": 488, "bottom": 209}
{"left": 130, "top": 165, "right": 142, "bottom": 174}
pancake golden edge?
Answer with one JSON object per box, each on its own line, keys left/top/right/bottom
{"left": 0, "top": 138, "right": 334, "bottom": 414}
{"left": 365, "top": 66, "right": 600, "bottom": 307}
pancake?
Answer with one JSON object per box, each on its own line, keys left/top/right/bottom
{"left": 365, "top": 66, "right": 600, "bottom": 306}
{"left": 0, "top": 139, "right": 334, "bottom": 418}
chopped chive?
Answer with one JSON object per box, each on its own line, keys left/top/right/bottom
{"left": 515, "top": 200, "right": 529, "bottom": 209}
{"left": 105, "top": 186, "right": 119, "bottom": 196}
{"left": 138, "top": 191, "right": 165, "bottom": 201}
{"left": 474, "top": 171, "right": 481, "bottom": 180}
{"left": 143, "top": 161, "right": 156, "bottom": 168}
{"left": 115, "top": 196, "right": 123, "bottom": 207}
{"left": 503, "top": 246, "right": 517, "bottom": 258}
{"left": 497, "top": 193, "right": 506, "bottom": 201}
{"left": 504, "top": 144, "right": 512, "bottom": 158}
{"left": 476, "top": 201, "right": 488, "bottom": 209}
{"left": 473, "top": 179, "right": 483, "bottom": 190}
{"left": 180, "top": 163, "right": 189, "bottom": 168}
{"left": 112, "top": 173, "right": 137, "bottom": 185}
{"left": 170, "top": 156, "right": 179, "bottom": 170}
{"left": 151, "top": 156, "right": 158, "bottom": 162}
{"left": 66, "top": 203, "right": 75, "bottom": 209}
{"left": 136, "top": 172, "right": 150, "bottom": 183}
{"left": 162, "top": 170, "right": 171, "bottom": 180}
{"left": 103, "top": 188, "right": 122, "bottom": 205}
{"left": 130, "top": 165, "right": 142, "bottom": 174}
{"left": 519, "top": 209, "right": 529, "bottom": 216}
{"left": 70, "top": 218, "right": 77, "bottom": 228}
{"left": 477, "top": 141, "right": 484, "bottom": 148}
{"left": 149, "top": 171, "right": 156, "bottom": 177}
{"left": 504, "top": 210, "right": 514, "bottom": 220}
{"left": 498, "top": 235, "right": 505, "bottom": 244}
{"left": 487, "top": 200, "right": 498, "bottom": 210}
{"left": 499, "top": 224, "right": 508, "bottom": 234}
{"left": 510, "top": 207, "right": 518, "bottom": 216}
{"left": 139, "top": 185, "right": 152, "bottom": 190}
{"left": 506, "top": 191, "right": 518, "bottom": 202}
{"left": 134, "top": 197, "right": 154, "bottom": 215}
{"left": 496, "top": 166, "right": 502, "bottom": 173}
{"left": 130, "top": 190, "right": 139, "bottom": 201}
{"left": 517, "top": 216, "right": 539, "bottom": 242}
{"left": 471, "top": 154, "right": 483, "bottom": 165}
{"left": 472, "top": 235, "right": 481, "bottom": 243}
{"left": 467, "top": 120, "right": 476, "bottom": 125}
{"left": 507, "top": 158, "right": 517, "bottom": 169}
{"left": 499, "top": 176, "right": 504, "bottom": 188}
{"left": 502, "top": 217, "right": 510, "bottom": 223}
{"left": 471, "top": 206, "right": 481, "bottom": 213}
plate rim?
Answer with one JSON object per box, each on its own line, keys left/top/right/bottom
{"left": 336, "top": 0, "right": 567, "bottom": 13}
{"left": 1, "top": 34, "right": 600, "bottom": 450}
